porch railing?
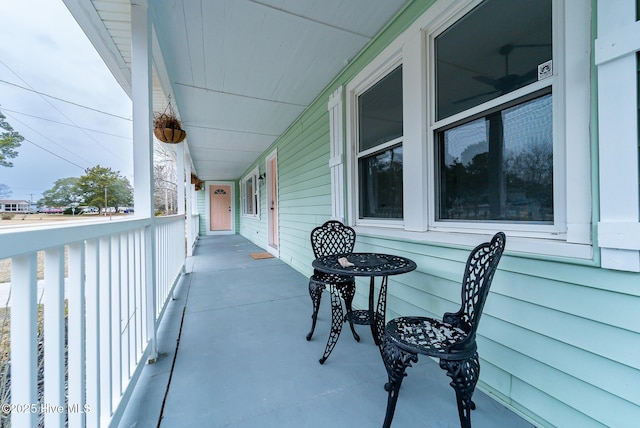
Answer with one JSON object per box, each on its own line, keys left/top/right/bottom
{"left": 187, "top": 213, "right": 200, "bottom": 258}
{"left": 0, "top": 214, "right": 187, "bottom": 427}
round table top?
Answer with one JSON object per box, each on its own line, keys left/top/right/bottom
{"left": 312, "top": 252, "right": 417, "bottom": 277}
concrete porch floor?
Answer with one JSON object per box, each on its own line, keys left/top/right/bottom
{"left": 119, "top": 234, "right": 535, "bottom": 428}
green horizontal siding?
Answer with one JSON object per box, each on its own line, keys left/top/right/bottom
{"left": 197, "top": 189, "right": 206, "bottom": 235}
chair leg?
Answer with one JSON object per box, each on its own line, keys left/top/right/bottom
{"left": 338, "top": 283, "right": 360, "bottom": 342}
{"left": 319, "top": 284, "right": 344, "bottom": 364}
{"left": 306, "top": 280, "right": 325, "bottom": 341}
{"left": 381, "top": 336, "right": 418, "bottom": 428}
{"left": 440, "top": 353, "right": 480, "bottom": 428}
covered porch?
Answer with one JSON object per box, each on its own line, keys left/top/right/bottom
{"left": 119, "top": 234, "right": 532, "bottom": 427}
{"left": 2, "top": 0, "right": 638, "bottom": 426}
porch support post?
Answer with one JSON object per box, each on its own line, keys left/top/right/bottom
{"left": 177, "top": 143, "right": 186, "bottom": 215}
{"left": 131, "top": 0, "right": 158, "bottom": 361}
{"left": 184, "top": 151, "right": 195, "bottom": 258}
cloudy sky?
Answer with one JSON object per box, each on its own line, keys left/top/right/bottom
{"left": 0, "top": 0, "right": 133, "bottom": 203}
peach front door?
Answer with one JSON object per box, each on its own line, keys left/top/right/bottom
{"left": 210, "top": 185, "right": 232, "bottom": 231}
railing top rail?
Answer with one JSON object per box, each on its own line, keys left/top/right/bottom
{"left": 0, "top": 216, "right": 153, "bottom": 259}
{"left": 154, "top": 214, "right": 186, "bottom": 225}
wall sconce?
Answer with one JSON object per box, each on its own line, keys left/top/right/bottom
{"left": 258, "top": 173, "right": 266, "bottom": 184}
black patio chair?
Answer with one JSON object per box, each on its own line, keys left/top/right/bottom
{"left": 306, "top": 221, "right": 360, "bottom": 349}
{"left": 381, "top": 232, "right": 506, "bottom": 428}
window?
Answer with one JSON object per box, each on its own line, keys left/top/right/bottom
{"left": 241, "top": 170, "right": 259, "bottom": 217}
{"left": 356, "top": 65, "right": 403, "bottom": 220}
{"left": 433, "top": 0, "right": 554, "bottom": 225}
{"left": 346, "top": 0, "right": 591, "bottom": 257}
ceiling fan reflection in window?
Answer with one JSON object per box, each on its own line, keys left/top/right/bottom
{"left": 455, "top": 43, "right": 551, "bottom": 104}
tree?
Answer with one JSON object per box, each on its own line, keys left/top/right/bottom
{"left": 0, "top": 110, "right": 24, "bottom": 167}
{"left": 0, "top": 183, "right": 12, "bottom": 199}
{"left": 153, "top": 143, "right": 178, "bottom": 214}
{"left": 108, "top": 176, "right": 134, "bottom": 212}
{"left": 39, "top": 177, "right": 81, "bottom": 208}
{"left": 76, "top": 165, "right": 133, "bottom": 213}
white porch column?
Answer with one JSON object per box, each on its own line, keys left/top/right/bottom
{"left": 176, "top": 143, "right": 186, "bottom": 215}
{"left": 131, "top": 0, "right": 158, "bottom": 360}
{"left": 131, "top": 1, "right": 153, "bottom": 219}
{"left": 185, "top": 153, "right": 195, "bottom": 257}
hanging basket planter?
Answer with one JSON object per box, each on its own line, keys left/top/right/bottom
{"left": 191, "top": 173, "right": 204, "bottom": 190}
{"left": 153, "top": 127, "right": 186, "bottom": 144}
{"left": 153, "top": 97, "right": 186, "bottom": 144}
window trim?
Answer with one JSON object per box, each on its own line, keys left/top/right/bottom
{"left": 596, "top": 0, "right": 640, "bottom": 271}
{"left": 329, "top": 86, "right": 346, "bottom": 222}
{"left": 240, "top": 168, "right": 260, "bottom": 218}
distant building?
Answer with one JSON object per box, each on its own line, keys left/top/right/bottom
{"left": 0, "top": 200, "right": 31, "bottom": 213}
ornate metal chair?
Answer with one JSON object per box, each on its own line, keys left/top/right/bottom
{"left": 306, "top": 221, "right": 360, "bottom": 352}
{"left": 381, "top": 232, "right": 506, "bottom": 428}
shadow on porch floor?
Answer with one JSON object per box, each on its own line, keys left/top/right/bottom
{"left": 119, "top": 235, "right": 534, "bottom": 428}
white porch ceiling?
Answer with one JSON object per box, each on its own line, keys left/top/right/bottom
{"left": 64, "top": 0, "right": 409, "bottom": 180}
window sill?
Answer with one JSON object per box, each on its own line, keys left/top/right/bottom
{"left": 352, "top": 225, "right": 594, "bottom": 262}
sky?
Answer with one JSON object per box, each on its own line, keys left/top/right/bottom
{"left": 0, "top": 0, "right": 133, "bottom": 203}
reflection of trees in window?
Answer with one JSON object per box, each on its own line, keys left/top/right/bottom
{"left": 441, "top": 141, "right": 553, "bottom": 222}
{"left": 439, "top": 94, "right": 553, "bottom": 222}
{"left": 505, "top": 140, "right": 553, "bottom": 219}
{"left": 359, "top": 145, "right": 403, "bottom": 218}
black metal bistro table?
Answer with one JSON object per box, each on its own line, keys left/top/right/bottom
{"left": 312, "top": 253, "right": 417, "bottom": 364}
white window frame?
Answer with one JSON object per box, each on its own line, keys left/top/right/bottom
{"left": 427, "top": 1, "right": 563, "bottom": 237}
{"left": 346, "top": 0, "right": 592, "bottom": 259}
{"left": 240, "top": 168, "right": 260, "bottom": 218}
{"left": 596, "top": 0, "right": 640, "bottom": 271}
{"left": 347, "top": 51, "right": 406, "bottom": 229}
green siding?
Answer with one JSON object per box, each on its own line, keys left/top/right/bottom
{"left": 228, "top": 1, "right": 640, "bottom": 426}
{"left": 197, "top": 189, "right": 206, "bottom": 235}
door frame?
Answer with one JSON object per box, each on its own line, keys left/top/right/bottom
{"left": 205, "top": 181, "right": 235, "bottom": 235}
{"left": 265, "top": 150, "right": 279, "bottom": 256}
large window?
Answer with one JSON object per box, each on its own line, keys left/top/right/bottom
{"left": 434, "top": 0, "right": 553, "bottom": 224}
{"left": 357, "top": 65, "right": 403, "bottom": 219}
{"left": 346, "top": 0, "right": 591, "bottom": 257}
